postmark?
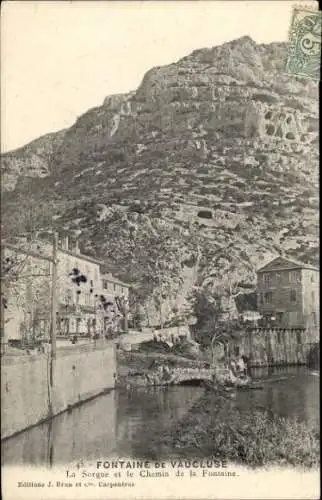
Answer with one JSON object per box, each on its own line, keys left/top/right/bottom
{"left": 285, "top": 6, "right": 321, "bottom": 80}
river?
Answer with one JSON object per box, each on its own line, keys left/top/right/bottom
{"left": 1, "top": 366, "right": 319, "bottom": 466}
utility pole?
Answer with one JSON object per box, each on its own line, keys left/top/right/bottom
{"left": 1, "top": 245, "right": 6, "bottom": 354}
{"left": 159, "top": 293, "right": 164, "bottom": 331}
{"left": 50, "top": 232, "right": 58, "bottom": 384}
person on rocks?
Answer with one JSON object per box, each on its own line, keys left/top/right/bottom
{"left": 236, "top": 356, "right": 246, "bottom": 376}
{"left": 229, "top": 358, "right": 237, "bottom": 377}
{"left": 227, "top": 359, "right": 238, "bottom": 386}
{"left": 241, "top": 354, "right": 251, "bottom": 377}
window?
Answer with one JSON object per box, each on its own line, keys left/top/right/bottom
{"left": 296, "top": 330, "right": 302, "bottom": 345}
{"left": 290, "top": 290, "right": 297, "bottom": 302}
{"left": 289, "top": 270, "right": 300, "bottom": 283}
{"left": 104, "top": 281, "right": 107, "bottom": 290}
{"left": 277, "top": 330, "right": 281, "bottom": 344}
{"left": 289, "top": 311, "right": 299, "bottom": 326}
{"left": 264, "top": 292, "right": 273, "bottom": 304}
{"left": 76, "top": 318, "right": 81, "bottom": 334}
{"left": 263, "top": 273, "right": 272, "bottom": 285}
{"left": 67, "top": 289, "right": 73, "bottom": 302}
{"left": 311, "top": 274, "right": 316, "bottom": 283}
{"left": 276, "top": 312, "right": 283, "bottom": 325}
{"left": 312, "top": 312, "right": 317, "bottom": 326}
{"left": 311, "top": 291, "right": 315, "bottom": 302}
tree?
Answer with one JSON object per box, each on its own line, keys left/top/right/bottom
{"left": 2, "top": 201, "right": 61, "bottom": 345}
{"left": 190, "top": 287, "right": 224, "bottom": 347}
{"left": 1, "top": 245, "right": 52, "bottom": 346}
{"left": 115, "top": 294, "right": 130, "bottom": 332}
{"left": 200, "top": 244, "right": 258, "bottom": 324}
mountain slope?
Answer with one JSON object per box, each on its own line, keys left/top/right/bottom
{"left": 1, "top": 37, "right": 319, "bottom": 324}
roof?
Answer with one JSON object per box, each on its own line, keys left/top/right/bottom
{"left": 57, "top": 247, "right": 103, "bottom": 266}
{"left": 3, "top": 243, "right": 53, "bottom": 263}
{"left": 2, "top": 241, "right": 103, "bottom": 266}
{"left": 257, "top": 256, "right": 319, "bottom": 273}
{"left": 101, "top": 273, "right": 132, "bottom": 288}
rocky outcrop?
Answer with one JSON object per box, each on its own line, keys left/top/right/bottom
{"left": 1, "top": 130, "right": 66, "bottom": 191}
{"left": 1, "top": 37, "right": 319, "bottom": 321}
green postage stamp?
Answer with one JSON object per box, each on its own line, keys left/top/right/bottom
{"left": 285, "top": 5, "right": 321, "bottom": 80}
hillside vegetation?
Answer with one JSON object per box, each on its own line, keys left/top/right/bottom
{"left": 1, "top": 37, "right": 319, "bottom": 325}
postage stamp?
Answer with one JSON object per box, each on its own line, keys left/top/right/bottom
{"left": 285, "top": 6, "right": 321, "bottom": 80}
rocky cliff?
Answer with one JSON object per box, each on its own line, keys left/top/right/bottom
{"left": 1, "top": 37, "right": 319, "bottom": 325}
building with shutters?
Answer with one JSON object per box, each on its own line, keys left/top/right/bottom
{"left": 257, "top": 256, "right": 319, "bottom": 336}
{"left": 100, "top": 273, "right": 131, "bottom": 333}
{"left": 2, "top": 236, "right": 103, "bottom": 344}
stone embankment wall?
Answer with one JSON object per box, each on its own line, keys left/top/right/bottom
{"left": 118, "top": 365, "right": 214, "bottom": 388}
{"left": 233, "top": 328, "right": 319, "bottom": 367}
{"left": 1, "top": 342, "right": 116, "bottom": 439}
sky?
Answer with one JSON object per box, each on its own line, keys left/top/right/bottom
{"left": 1, "top": 0, "right": 300, "bottom": 153}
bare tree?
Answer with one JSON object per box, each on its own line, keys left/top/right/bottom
{"left": 210, "top": 330, "right": 230, "bottom": 366}
{"left": 115, "top": 294, "right": 130, "bottom": 333}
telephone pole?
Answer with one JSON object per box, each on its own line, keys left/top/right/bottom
{"left": 1, "top": 245, "right": 6, "bottom": 354}
{"left": 50, "top": 232, "right": 58, "bottom": 384}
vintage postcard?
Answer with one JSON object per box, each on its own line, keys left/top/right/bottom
{"left": 1, "top": 1, "right": 320, "bottom": 499}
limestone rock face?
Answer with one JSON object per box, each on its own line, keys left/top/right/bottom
{"left": 1, "top": 130, "right": 66, "bottom": 191}
{"left": 1, "top": 37, "right": 319, "bottom": 322}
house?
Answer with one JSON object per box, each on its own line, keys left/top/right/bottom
{"left": 2, "top": 244, "right": 52, "bottom": 345}
{"left": 257, "top": 256, "right": 319, "bottom": 335}
{"left": 54, "top": 236, "right": 103, "bottom": 338}
{"left": 2, "top": 235, "right": 104, "bottom": 344}
{"left": 101, "top": 272, "right": 131, "bottom": 299}
{"left": 100, "top": 273, "right": 132, "bottom": 333}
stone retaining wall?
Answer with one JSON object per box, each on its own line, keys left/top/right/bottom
{"left": 1, "top": 342, "right": 116, "bottom": 439}
{"left": 233, "top": 328, "right": 319, "bottom": 367}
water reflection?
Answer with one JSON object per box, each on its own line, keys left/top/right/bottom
{"left": 235, "top": 366, "right": 320, "bottom": 429}
{"left": 2, "top": 391, "right": 117, "bottom": 466}
{"left": 114, "top": 386, "right": 205, "bottom": 459}
{"left": 1, "top": 386, "right": 204, "bottom": 466}
{"left": 1, "top": 367, "right": 319, "bottom": 466}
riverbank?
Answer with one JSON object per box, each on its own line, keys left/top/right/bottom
{"left": 140, "top": 391, "right": 320, "bottom": 469}
{"left": 117, "top": 349, "right": 208, "bottom": 375}
{"left": 116, "top": 348, "right": 213, "bottom": 388}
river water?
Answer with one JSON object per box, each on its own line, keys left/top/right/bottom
{"left": 1, "top": 366, "right": 319, "bottom": 467}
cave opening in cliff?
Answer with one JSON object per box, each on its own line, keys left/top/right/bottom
{"left": 197, "top": 210, "right": 213, "bottom": 219}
